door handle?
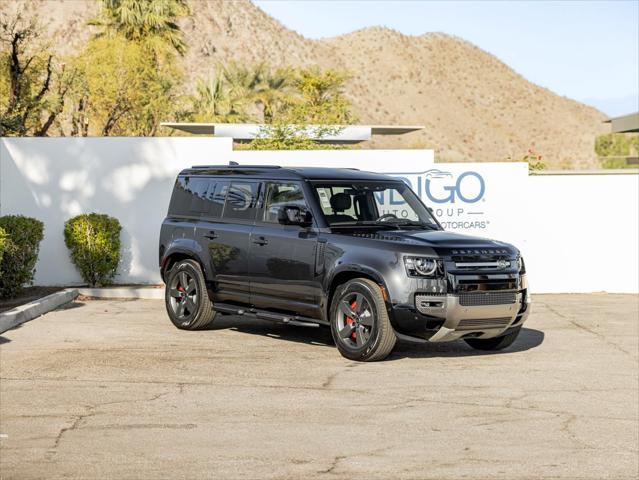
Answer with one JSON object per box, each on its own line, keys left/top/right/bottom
{"left": 203, "top": 230, "right": 218, "bottom": 240}
{"left": 252, "top": 237, "right": 268, "bottom": 246}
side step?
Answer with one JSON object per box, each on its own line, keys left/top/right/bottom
{"left": 213, "top": 302, "right": 326, "bottom": 327}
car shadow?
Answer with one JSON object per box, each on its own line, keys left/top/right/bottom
{"left": 204, "top": 316, "right": 544, "bottom": 358}
{"left": 203, "top": 315, "right": 335, "bottom": 348}
{"left": 388, "top": 327, "right": 545, "bottom": 360}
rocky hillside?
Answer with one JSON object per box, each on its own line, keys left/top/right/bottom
{"left": 21, "top": 0, "right": 608, "bottom": 167}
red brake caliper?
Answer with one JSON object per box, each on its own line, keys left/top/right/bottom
{"left": 177, "top": 286, "right": 185, "bottom": 302}
{"left": 346, "top": 300, "right": 357, "bottom": 339}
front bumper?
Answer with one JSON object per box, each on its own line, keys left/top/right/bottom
{"left": 390, "top": 275, "right": 531, "bottom": 342}
{"left": 419, "top": 291, "right": 530, "bottom": 342}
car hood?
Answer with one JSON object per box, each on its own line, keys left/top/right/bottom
{"left": 340, "top": 228, "right": 517, "bottom": 254}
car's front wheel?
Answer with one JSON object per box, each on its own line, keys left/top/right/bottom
{"left": 165, "top": 259, "right": 217, "bottom": 330}
{"left": 330, "top": 278, "right": 396, "bottom": 361}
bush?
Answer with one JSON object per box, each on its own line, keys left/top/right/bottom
{"left": 0, "top": 226, "right": 7, "bottom": 265}
{"left": 64, "top": 214, "right": 121, "bottom": 287}
{"left": 0, "top": 215, "right": 45, "bottom": 298}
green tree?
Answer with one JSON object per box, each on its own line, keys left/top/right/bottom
{"left": 247, "top": 66, "right": 356, "bottom": 150}
{"left": 252, "top": 66, "right": 293, "bottom": 123}
{"left": 72, "top": 36, "right": 180, "bottom": 136}
{"left": 246, "top": 123, "right": 347, "bottom": 151}
{"left": 0, "top": 11, "right": 69, "bottom": 136}
{"left": 188, "top": 73, "right": 250, "bottom": 123}
{"left": 188, "top": 63, "right": 294, "bottom": 125}
{"left": 595, "top": 133, "right": 639, "bottom": 169}
{"left": 89, "top": 0, "right": 189, "bottom": 56}
{"left": 286, "top": 66, "right": 356, "bottom": 124}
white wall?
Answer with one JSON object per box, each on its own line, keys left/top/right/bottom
{"left": 1, "top": 137, "right": 233, "bottom": 285}
{"left": 1, "top": 137, "right": 637, "bottom": 293}
{"left": 524, "top": 173, "right": 639, "bottom": 293}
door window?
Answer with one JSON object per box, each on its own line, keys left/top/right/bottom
{"left": 204, "top": 180, "right": 229, "bottom": 218}
{"left": 188, "top": 177, "right": 211, "bottom": 214}
{"left": 263, "top": 183, "right": 308, "bottom": 223}
{"left": 222, "top": 182, "right": 259, "bottom": 221}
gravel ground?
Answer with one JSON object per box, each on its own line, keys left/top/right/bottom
{"left": 0, "top": 294, "right": 637, "bottom": 480}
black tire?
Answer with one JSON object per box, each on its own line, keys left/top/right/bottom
{"left": 464, "top": 325, "right": 522, "bottom": 351}
{"left": 330, "top": 278, "right": 396, "bottom": 361}
{"left": 165, "top": 259, "right": 216, "bottom": 330}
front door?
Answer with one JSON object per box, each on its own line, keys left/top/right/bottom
{"left": 249, "top": 181, "right": 321, "bottom": 318}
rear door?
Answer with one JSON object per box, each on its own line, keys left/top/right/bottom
{"left": 195, "top": 179, "right": 260, "bottom": 305}
{"left": 248, "top": 181, "right": 322, "bottom": 318}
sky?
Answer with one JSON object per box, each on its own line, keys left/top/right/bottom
{"left": 254, "top": 0, "right": 639, "bottom": 117}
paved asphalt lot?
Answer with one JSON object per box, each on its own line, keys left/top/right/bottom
{"left": 0, "top": 294, "right": 637, "bottom": 480}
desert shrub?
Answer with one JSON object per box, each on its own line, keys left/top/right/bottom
{"left": 0, "top": 215, "right": 45, "bottom": 298}
{"left": 64, "top": 213, "right": 121, "bottom": 286}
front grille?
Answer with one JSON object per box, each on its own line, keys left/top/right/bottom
{"left": 457, "top": 317, "right": 512, "bottom": 330}
{"left": 458, "top": 291, "right": 517, "bottom": 306}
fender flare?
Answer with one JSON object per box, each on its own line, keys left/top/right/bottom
{"left": 161, "top": 239, "right": 208, "bottom": 281}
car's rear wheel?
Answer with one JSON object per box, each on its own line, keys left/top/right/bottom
{"left": 330, "top": 278, "right": 396, "bottom": 361}
{"left": 165, "top": 259, "right": 216, "bottom": 330}
{"left": 464, "top": 325, "right": 522, "bottom": 350}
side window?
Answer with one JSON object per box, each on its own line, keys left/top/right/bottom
{"left": 188, "top": 177, "right": 210, "bottom": 214}
{"left": 168, "top": 176, "right": 191, "bottom": 216}
{"left": 222, "top": 182, "right": 259, "bottom": 221}
{"left": 204, "top": 180, "right": 229, "bottom": 219}
{"left": 315, "top": 186, "right": 357, "bottom": 219}
{"left": 263, "top": 183, "right": 308, "bottom": 223}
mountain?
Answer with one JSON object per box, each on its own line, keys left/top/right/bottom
{"left": 21, "top": 0, "right": 609, "bottom": 168}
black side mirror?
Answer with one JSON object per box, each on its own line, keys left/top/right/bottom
{"left": 278, "top": 205, "right": 312, "bottom": 227}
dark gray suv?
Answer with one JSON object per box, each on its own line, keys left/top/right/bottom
{"left": 159, "top": 164, "right": 530, "bottom": 361}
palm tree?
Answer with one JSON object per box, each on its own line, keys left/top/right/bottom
{"left": 254, "top": 67, "right": 293, "bottom": 123}
{"left": 190, "top": 74, "right": 249, "bottom": 123}
{"left": 222, "top": 63, "right": 293, "bottom": 123}
{"left": 89, "top": 0, "right": 189, "bottom": 55}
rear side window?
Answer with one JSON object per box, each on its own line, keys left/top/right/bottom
{"left": 168, "top": 176, "right": 228, "bottom": 218}
{"left": 205, "top": 181, "right": 229, "bottom": 218}
{"left": 188, "top": 177, "right": 210, "bottom": 214}
{"left": 222, "top": 182, "right": 259, "bottom": 221}
{"left": 168, "top": 177, "right": 192, "bottom": 216}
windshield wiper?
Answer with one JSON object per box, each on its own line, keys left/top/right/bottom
{"left": 375, "top": 219, "right": 440, "bottom": 230}
{"left": 330, "top": 221, "right": 398, "bottom": 229}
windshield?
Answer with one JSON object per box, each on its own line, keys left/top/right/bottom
{"left": 313, "top": 181, "right": 441, "bottom": 229}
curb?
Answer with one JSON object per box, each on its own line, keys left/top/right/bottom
{"left": 77, "top": 287, "right": 164, "bottom": 300}
{"left": 0, "top": 289, "right": 79, "bottom": 334}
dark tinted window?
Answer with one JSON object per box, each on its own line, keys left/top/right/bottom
{"left": 263, "top": 183, "right": 307, "bottom": 223}
{"left": 169, "top": 176, "right": 229, "bottom": 218}
{"left": 204, "top": 180, "right": 229, "bottom": 219}
{"left": 222, "top": 182, "right": 259, "bottom": 221}
{"left": 189, "top": 177, "right": 210, "bottom": 214}
{"left": 168, "top": 176, "right": 192, "bottom": 216}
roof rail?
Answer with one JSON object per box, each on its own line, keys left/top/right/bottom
{"left": 190, "top": 164, "right": 282, "bottom": 169}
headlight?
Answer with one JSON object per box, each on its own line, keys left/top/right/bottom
{"left": 404, "top": 256, "right": 443, "bottom": 277}
{"left": 518, "top": 256, "right": 526, "bottom": 274}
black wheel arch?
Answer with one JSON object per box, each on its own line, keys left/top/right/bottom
{"left": 325, "top": 266, "right": 392, "bottom": 324}
{"left": 161, "top": 249, "right": 215, "bottom": 301}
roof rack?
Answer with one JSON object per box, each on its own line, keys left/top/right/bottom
{"left": 191, "top": 164, "right": 282, "bottom": 169}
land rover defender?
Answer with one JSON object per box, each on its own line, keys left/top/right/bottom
{"left": 159, "top": 164, "right": 530, "bottom": 361}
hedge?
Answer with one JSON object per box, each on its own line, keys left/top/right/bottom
{"left": 0, "top": 226, "right": 7, "bottom": 266}
{"left": 0, "top": 215, "right": 45, "bottom": 298}
{"left": 64, "top": 213, "right": 121, "bottom": 287}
